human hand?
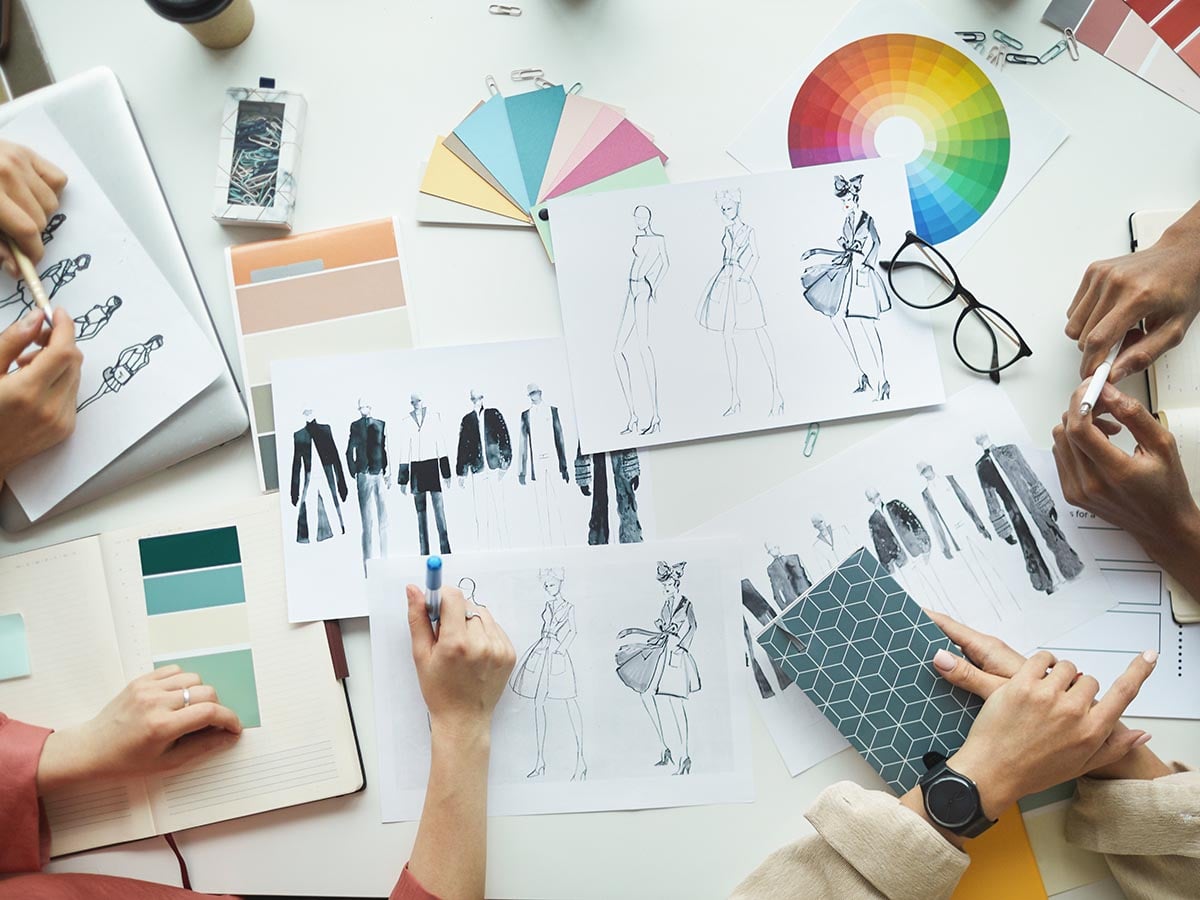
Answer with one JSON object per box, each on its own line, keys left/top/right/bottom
{"left": 518, "top": 473, "right": 526, "bottom": 486}
{"left": 632, "top": 475, "right": 640, "bottom": 491}
{"left": 580, "top": 485, "right": 591, "bottom": 497}
{"left": 406, "top": 584, "right": 516, "bottom": 742}
{"left": 36, "top": 666, "right": 242, "bottom": 794}
{"left": 1066, "top": 211, "right": 1200, "bottom": 382}
{"left": 0, "top": 140, "right": 67, "bottom": 273}
{"left": 1052, "top": 381, "right": 1200, "bottom": 566}
{"left": 0, "top": 309, "right": 83, "bottom": 485}
{"left": 561, "top": 470, "right": 569, "bottom": 483}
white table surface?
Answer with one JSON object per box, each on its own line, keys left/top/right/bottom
{"left": 10, "top": 0, "right": 1200, "bottom": 896}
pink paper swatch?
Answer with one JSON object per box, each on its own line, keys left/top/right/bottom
{"left": 545, "top": 120, "right": 668, "bottom": 201}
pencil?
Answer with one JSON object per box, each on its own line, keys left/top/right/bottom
{"left": 6, "top": 237, "right": 52, "bottom": 329}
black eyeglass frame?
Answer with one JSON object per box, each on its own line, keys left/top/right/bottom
{"left": 882, "top": 231, "right": 1033, "bottom": 384}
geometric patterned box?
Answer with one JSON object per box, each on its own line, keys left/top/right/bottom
{"left": 757, "top": 547, "right": 982, "bottom": 793}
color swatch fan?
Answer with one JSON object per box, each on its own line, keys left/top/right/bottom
{"left": 417, "top": 81, "right": 669, "bottom": 260}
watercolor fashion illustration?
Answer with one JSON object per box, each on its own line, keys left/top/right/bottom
{"left": 615, "top": 561, "right": 701, "bottom": 775}
{"left": 696, "top": 190, "right": 784, "bottom": 418}
{"left": 616, "top": 206, "right": 669, "bottom": 436}
{"left": 800, "top": 174, "right": 892, "bottom": 401}
{"left": 510, "top": 568, "right": 587, "bottom": 781}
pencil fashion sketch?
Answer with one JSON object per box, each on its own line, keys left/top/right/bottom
{"left": 76, "top": 335, "right": 163, "bottom": 412}
{"left": 456, "top": 389, "right": 513, "bottom": 547}
{"left": 509, "top": 568, "right": 587, "bottom": 781}
{"left": 73, "top": 295, "right": 122, "bottom": 342}
{"left": 518, "top": 383, "right": 570, "bottom": 546}
{"left": 801, "top": 174, "right": 892, "bottom": 401}
{"left": 0, "top": 252, "right": 92, "bottom": 328}
{"left": 291, "top": 409, "right": 348, "bottom": 544}
{"left": 615, "top": 561, "right": 701, "bottom": 775}
{"left": 616, "top": 206, "right": 668, "bottom": 436}
{"left": 696, "top": 190, "right": 784, "bottom": 418}
{"left": 346, "top": 399, "right": 389, "bottom": 576}
{"left": 41, "top": 212, "right": 65, "bottom": 246}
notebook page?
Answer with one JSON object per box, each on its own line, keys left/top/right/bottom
{"left": 99, "top": 495, "right": 362, "bottom": 835}
{"left": 1161, "top": 408, "right": 1200, "bottom": 495}
{"left": 0, "top": 538, "right": 156, "bottom": 854}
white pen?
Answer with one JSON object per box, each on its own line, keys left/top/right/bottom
{"left": 1078, "top": 341, "right": 1122, "bottom": 415}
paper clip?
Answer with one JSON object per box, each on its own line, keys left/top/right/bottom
{"left": 1005, "top": 52, "right": 1041, "bottom": 65}
{"left": 992, "top": 29, "right": 1023, "bottom": 50}
{"left": 511, "top": 67, "right": 543, "bottom": 81}
{"left": 1063, "top": 27, "right": 1080, "bottom": 61}
{"left": 567, "top": 82, "right": 583, "bottom": 95}
{"left": 955, "top": 31, "right": 986, "bottom": 44}
{"left": 1039, "top": 40, "right": 1068, "bottom": 64}
{"left": 534, "top": 76, "right": 555, "bottom": 89}
{"left": 485, "top": 75, "right": 499, "bottom": 96}
{"left": 986, "top": 45, "right": 1006, "bottom": 68}
{"left": 803, "top": 422, "right": 820, "bottom": 458}
{"left": 488, "top": 4, "right": 522, "bottom": 15}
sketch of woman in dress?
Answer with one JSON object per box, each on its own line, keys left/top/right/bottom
{"left": 615, "top": 561, "right": 701, "bottom": 775}
{"left": 615, "top": 205, "right": 669, "bottom": 436}
{"left": 696, "top": 190, "right": 784, "bottom": 418}
{"left": 509, "top": 568, "right": 587, "bottom": 781}
{"left": 800, "top": 174, "right": 892, "bottom": 401}
{"left": 0, "top": 253, "right": 93, "bottom": 328}
{"left": 76, "top": 335, "right": 163, "bottom": 412}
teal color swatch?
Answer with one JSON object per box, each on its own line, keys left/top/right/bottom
{"left": 156, "top": 648, "right": 261, "bottom": 728}
{"left": 0, "top": 613, "right": 30, "bottom": 680}
{"left": 139, "top": 526, "right": 241, "bottom": 576}
{"left": 143, "top": 565, "right": 247, "bottom": 616}
{"left": 453, "top": 94, "right": 530, "bottom": 211}
{"left": 506, "top": 85, "right": 566, "bottom": 211}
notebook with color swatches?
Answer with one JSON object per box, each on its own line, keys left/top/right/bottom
{"left": 757, "top": 548, "right": 982, "bottom": 794}
{"left": 417, "top": 84, "right": 669, "bottom": 259}
{"left": 0, "top": 495, "right": 362, "bottom": 857}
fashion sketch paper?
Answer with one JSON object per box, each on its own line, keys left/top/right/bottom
{"left": 728, "top": 0, "right": 1069, "bottom": 262}
{"left": 550, "top": 158, "right": 944, "bottom": 454}
{"left": 692, "top": 384, "right": 1113, "bottom": 776}
{"left": 367, "top": 542, "right": 752, "bottom": 820}
{"left": 270, "top": 338, "right": 657, "bottom": 623}
{"left": 0, "top": 111, "right": 223, "bottom": 521}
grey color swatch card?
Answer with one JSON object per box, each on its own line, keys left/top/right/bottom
{"left": 757, "top": 547, "right": 981, "bottom": 793}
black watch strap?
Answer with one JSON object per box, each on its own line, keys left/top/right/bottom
{"left": 919, "top": 752, "right": 996, "bottom": 839}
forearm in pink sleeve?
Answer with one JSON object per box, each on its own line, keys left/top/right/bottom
{"left": 390, "top": 864, "right": 440, "bottom": 900}
{"left": 0, "top": 714, "right": 54, "bottom": 874}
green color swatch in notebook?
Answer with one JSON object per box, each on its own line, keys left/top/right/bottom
{"left": 0, "top": 613, "right": 31, "bottom": 680}
{"left": 155, "top": 648, "right": 261, "bottom": 728}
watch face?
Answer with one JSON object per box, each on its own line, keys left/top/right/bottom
{"left": 927, "top": 776, "right": 978, "bottom": 828}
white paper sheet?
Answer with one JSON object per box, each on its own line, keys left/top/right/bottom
{"left": 0, "top": 111, "right": 222, "bottom": 521}
{"left": 270, "top": 338, "right": 657, "bottom": 622}
{"left": 550, "top": 159, "right": 944, "bottom": 454}
{"left": 727, "top": 0, "right": 1069, "bottom": 262}
{"left": 367, "top": 542, "right": 753, "bottom": 820}
{"left": 691, "top": 384, "right": 1113, "bottom": 775}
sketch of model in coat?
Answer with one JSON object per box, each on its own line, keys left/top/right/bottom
{"left": 801, "top": 174, "right": 892, "bottom": 401}
{"left": 290, "top": 409, "right": 348, "bottom": 543}
{"left": 573, "top": 443, "right": 643, "bottom": 545}
{"left": 346, "top": 399, "right": 389, "bottom": 576}
{"left": 73, "top": 295, "right": 122, "bottom": 342}
{"left": 456, "top": 390, "right": 512, "bottom": 547}
{"left": 696, "top": 190, "right": 784, "bottom": 418}
{"left": 810, "top": 513, "right": 856, "bottom": 577}
{"left": 510, "top": 568, "right": 587, "bottom": 781}
{"left": 616, "top": 206, "right": 669, "bottom": 435}
{"left": 615, "top": 561, "right": 700, "bottom": 775}
{"left": 975, "top": 434, "right": 1084, "bottom": 594}
{"left": 918, "top": 461, "right": 1016, "bottom": 617}
{"left": 518, "top": 383, "right": 570, "bottom": 546}
{"left": 76, "top": 335, "right": 163, "bottom": 412}
{"left": 0, "top": 253, "right": 92, "bottom": 328}
{"left": 397, "top": 393, "right": 452, "bottom": 556}
{"left": 864, "top": 488, "right": 958, "bottom": 617}
{"left": 766, "top": 543, "right": 811, "bottom": 608}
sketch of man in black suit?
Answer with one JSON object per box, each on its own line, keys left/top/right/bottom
{"left": 865, "top": 487, "right": 956, "bottom": 616}
{"left": 765, "top": 543, "right": 810, "bottom": 607}
{"left": 346, "top": 399, "right": 389, "bottom": 575}
{"left": 290, "top": 409, "right": 348, "bottom": 543}
{"left": 975, "top": 434, "right": 1084, "bottom": 594}
{"left": 573, "top": 444, "right": 643, "bottom": 545}
{"left": 398, "top": 392, "right": 452, "bottom": 556}
{"left": 456, "top": 389, "right": 512, "bottom": 546}
{"left": 740, "top": 578, "right": 793, "bottom": 700}
{"left": 518, "top": 383, "right": 569, "bottom": 545}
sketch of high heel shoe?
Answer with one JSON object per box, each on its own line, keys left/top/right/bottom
{"left": 621, "top": 416, "right": 639, "bottom": 435}
{"left": 768, "top": 395, "right": 784, "bottom": 417}
{"left": 654, "top": 748, "right": 673, "bottom": 767}
{"left": 571, "top": 757, "right": 588, "bottom": 782}
{"left": 853, "top": 374, "right": 871, "bottom": 393}
{"left": 526, "top": 762, "right": 546, "bottom": 778}
{"left": 674, "top": 756, "right": 692, "bottom": 775}
{"left": 875, "top": 380, "right": 891, "bottom": 401}
{"left": 722, "top": 401, "right": 741, "bottom": 417}
{"left": 640, "top": 417, "right": 661, "bottom": 435}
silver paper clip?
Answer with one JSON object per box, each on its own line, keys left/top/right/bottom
{"left": 1038, "top": 40, "right": 1068, "bottom": 64}
{"left": 1064, "top": 27, "right": 1080, "bottom": 60}
{"left": 568, "top": 82, "right": 583, "bottom": 95}
{"left": 488, "top": 4, "right": 522, "bottom": 15}
{"left": 987, "top": 45, "right": 1006, "bottom": 68}
{"left": 1005, "top": 52, "right": 1041, "bottom": 65}
{"left": 803, "top": 422, "right": 820, "bottom": 458}
{"left": 485, "top": 74, "right": 500, "bottom": 96}
{"left": 534, "top": 76, "right": 555, "bottom": 89}
{"left": 992, "top": 29, "right": 1024, "bottom": 50}
{"left": 511, "top": 67, "right": 543, "bottom": 81}
{"left": 955, "top": 31, "right": 986, "bottom": 44}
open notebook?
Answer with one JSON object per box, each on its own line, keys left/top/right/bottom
{"left": 0, "top": 495, "right": 362, "bottom": 856}
{"left": 1131, "top": 208, "right": 1200, "bottom": 624}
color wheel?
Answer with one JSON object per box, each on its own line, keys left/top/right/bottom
{"left": 788, "top": 33, "right": 1011, "bottom": 245}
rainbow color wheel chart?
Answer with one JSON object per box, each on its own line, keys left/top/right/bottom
{"left": 787, "top": 33, "right": 1011, "bottom": 245}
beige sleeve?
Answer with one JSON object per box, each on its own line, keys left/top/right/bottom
{"left": 730, "top": 782, "right": 968, "bottom": 900}
{"left": 1066, "top": 763, "right": 1200, "bottom": 899}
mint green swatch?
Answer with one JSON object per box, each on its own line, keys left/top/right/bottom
{"left": 0, "top": 613, "right": 30, "bottom": 680}
{"left": 156, "top": 648, "right": 261, "bottom": 728}
{"left": 143, "top": 565, "right": 246, "bottom": 616}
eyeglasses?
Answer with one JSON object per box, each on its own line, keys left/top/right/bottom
{"left": 881, "top": 231, "right": 1032, "bottom": 384}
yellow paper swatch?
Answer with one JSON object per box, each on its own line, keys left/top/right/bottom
{"left": 419, "top": 137, "right": 530, "bottom": 223}
{"left": 952, "top": 807, "right": 1048, "bottom": 900}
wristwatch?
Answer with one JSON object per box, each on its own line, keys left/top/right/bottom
{"left": 918, "top": 752, "right": 996, "bottom": 838}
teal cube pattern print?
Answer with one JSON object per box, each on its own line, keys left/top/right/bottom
{"left": 757, "top": 547, "right": 982, "bottom": 793}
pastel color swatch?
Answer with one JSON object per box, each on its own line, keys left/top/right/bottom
{"left": 506, "top": 85, "right": 567, "bottom": 209}
{"left": 545, "top": 120, "right": 669, "bottom": 200}
{"left": 788, "top": 33, "right": 1011, "bottom": 245}
{"left": 452, "top": 94, "right": 530, "bottom": 210}
{"left": 0, "top": 613, "right": 31, "bottom": 681}
{"left": 155, "top": 648, "right": 261, "bottom": 728}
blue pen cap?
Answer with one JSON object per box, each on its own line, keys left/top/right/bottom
{"left": 426, "top": 556, "right": 443, "bottom": 590}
